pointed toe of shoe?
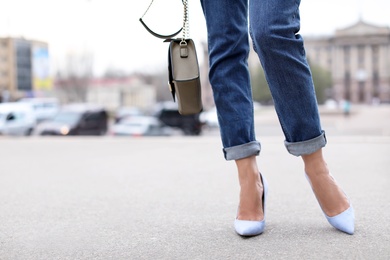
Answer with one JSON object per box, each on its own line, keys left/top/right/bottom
{"left": 234, "top": 219, "right": 265, "bottom": 236}
{"left": 305, "top": 172, "right": 355, "bottom": 235}
{"left": 326, "top": 206, "right": 355, "bottom": 235}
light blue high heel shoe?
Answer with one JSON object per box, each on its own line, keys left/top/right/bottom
{"left": 305, "top": 173, "right": 355, "bottom": 235}
{"left": 234, "top": 173, "right": 268, "bottom": 236}
{"left": 325, "top": 205, "right": 354, "bottom": 235}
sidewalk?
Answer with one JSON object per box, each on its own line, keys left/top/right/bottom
{"left": 0, "top": 134, "right": 389, "bottom": 259}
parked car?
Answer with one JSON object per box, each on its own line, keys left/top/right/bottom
{"left": 18, "top": 97, "right": 60, "bottom": 123}
{"left": 35, "top": 104, "right": 108, "bottom": 136}
{"left": 0, "top": 102, "right": 36, "bottom": 136}
{"left": 110, "top": 116, "right": 173, "bottom": 136}
{"left": 114, "top": 106, "right": 144, "bottom": 123}
{"left": 154, "top": 102, "right": 202, "bottom": 136}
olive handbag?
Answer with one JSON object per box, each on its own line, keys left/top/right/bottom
{"left": 140, "top": 0, "right": 202, "bottom": 115}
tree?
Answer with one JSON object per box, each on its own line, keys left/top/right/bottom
{"left": 56, "top": 52, "right": 94, "bottom": 103}
{"left": 250, "top": 62, "right": 332, "bottom": 105}
{"left": 250, "top": 66, "right": 272, "bottom": 104}
{"left": 308, "top": 61, "right": 332, "bottom": 104}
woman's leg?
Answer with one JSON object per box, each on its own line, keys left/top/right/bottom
{"left": 249, "top": 0, "right": 324, "bottom": 146}
{"left": 249, "top": 0, "right": 350, "bottom": 217}
{"left": 200, "top": 0, "right": 259, "bottom": 159}
{"left": 235, "top": 156, "right": 263, "bottom": 221}
{"left": 302, "top": 149, "right": 349, "bottom": 217}
{"left": 200, "top": 0, "right": 264, "bottom": 222}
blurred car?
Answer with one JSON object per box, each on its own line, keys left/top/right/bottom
{"left": 114, "top": 106, "right": 144, "bottom": 123}
{"left": 154, "top": 101, "right": 202, "bottom": 136}
{"left": 0, "top": 102, "right": 36, "bottom": 136}
{"left": 35, "top": 103, "right": 108, "bottom": 136}
{"left": 18, "top": 97, "right": 60, "bottom": 123}
{"left": 199, "top": 107, "right": 219, "bottom": 128}
{"left": 110, "top": 116, "right": 173, "bottom": 136}
{"left": 324, "top": 99, "right": 338, "bottom": 110}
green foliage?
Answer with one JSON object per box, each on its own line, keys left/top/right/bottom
{"left": 308, "top": 62, "right": 333, "bottom": 104}
{"left": 250, "top": 62, "right": 332, "bottom": 105}
{"left": 250, "top": 67, "right": 272, "bottom": 104}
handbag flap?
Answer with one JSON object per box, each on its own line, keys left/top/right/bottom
{"left": 169, "top": 39, "right": 199, "bottom": 81}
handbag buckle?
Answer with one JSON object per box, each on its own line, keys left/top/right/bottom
{"left": 180, "top": 40, "right": 188, "bottom": 58}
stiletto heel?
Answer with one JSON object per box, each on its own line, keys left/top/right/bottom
{"left": 234, "top": 173, "right": 268, "bottom": 236}
{"left": 305, "top": 173, "right": 355, "bottom": 235}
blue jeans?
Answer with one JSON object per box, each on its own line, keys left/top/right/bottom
{"left": 200, "top": 0, "right": 326, "bottom": 160}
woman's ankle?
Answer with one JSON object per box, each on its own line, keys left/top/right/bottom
{"left": 235, "top": 156, "right": 264, "bottom": 221}
{"left": 235, "top": 156, "right": 261, "bottom": 187}
{"left": 302, "top": 149, "right": 329, "bottom": 177}
{"left": 302, "top": 150, "right": 349, "bottom": 216}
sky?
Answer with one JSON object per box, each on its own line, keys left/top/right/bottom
{"left": 1, "top": 0, "right": 389, "bottom": 76}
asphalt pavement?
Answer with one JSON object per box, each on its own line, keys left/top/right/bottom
{"left": 0, "top": 105, "right": 389, "bottom": 259}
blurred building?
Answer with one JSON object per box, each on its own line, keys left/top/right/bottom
{"left": 0, "top": 37, "right": 52, "bottom": 101}
{"left": 86, "top": 77, "right": 156, "bottom": 112}
{"left": 304, "top": 20, "right": 390, "bottom": 104}
{"left": 55, "top": 76, "right": 156, "bottom": 112}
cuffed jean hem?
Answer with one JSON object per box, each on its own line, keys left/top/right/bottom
{"left": 284, "top": 131, "right": 327, "bottom": 156}
{"left": 223, "top": 141, "right": 261, "bottom": 161}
